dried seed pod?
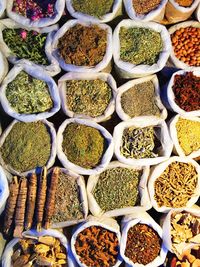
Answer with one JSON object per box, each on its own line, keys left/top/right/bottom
{"left": 13, "top": 254, "right": 30, "bottom": 267}
{"left": 19, "top": 239, "right": 30, "bottom": 254}
{"left": 11, "top": 248, "right": 22, "bottom": 262}
{"left": 36, "top": 255, "right": 55, "bottom": 266}
{"left": 34, "top": 244, "right": 50, "bottom": 255}
{"left": 3, "top": 176, "right": 19, "bottom": 235}
{"left": 57, "top": 259, "right": 67, "bottom": 265}
{"left": 38, "top": 236, "right": 56, "bottom": 246}
{"left": 55, "top": 253, "right": 66, "bottom": 259}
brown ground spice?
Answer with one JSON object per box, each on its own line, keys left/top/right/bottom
{"left": 174, "top": 0, "right": 193, "bottom": 7}
{"left": 132, "top": 0, "right": 162, "bottom": 15}
{"left": 58, "top": 24, "right": 107, "bottom": 66}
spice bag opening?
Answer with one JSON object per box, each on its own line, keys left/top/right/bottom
{"left": 123, "top": 0, "right": 167, "bottom": 22}
{"left": 196, "top": 3, "right": 200, "bottom": 22}
{"left": 57, "top": 118, "right": 114, "bottom": 175}
{"left": 0, "top": 64, "right": 61, "bottom": 122}
{"left": 66, "top": 0, "right": 123, "bottom": 23}
{"left": 0, "top": 50, "right": 9, "bottom": 85}
{"left": 71, "top": 216, "right": 122, "bottom": 267}
{"left": 58, "top": 72, "right": 117, "bottom": 123}
{"left": 0, "top": 119, "right": 57, "bottom": 176}
{"left": 169, "top": 115, "right": 200, "bottom": 159}
{"left": 0, "top": 165, "right": 9, "bottom": 216}
{"left": 120, "top": 212, "right": 168, "bottom": 267}
{"left": 51, "top": 19, "right": 113, "bottom": 73}
{"left": 169, "top": 21, "right": 200, "bottom": 70}
{"left": 0, "top": 19, "right": 61, "bottom": 77}
{"left": 165, "top": 0, "right": 200, "bottom": 24}
{"left": 113, "top": 116, "right": 173, "bottom": 167}
{"left": 87, "top": 160, "right": 152, "bottom": 218}
{"left": 47, "top": 167, "right": 89, "bottom": 228}
{"left": 116, "top": 74, "right": 168, "bottom": 121}
{"left": 148, "top": 156, "right": 200, "bottom": 213}
{"left": 0, "top": 0, "right": 6, "bottom": 18}
{"left": 112, "top": 19, "right": 172, "bottom": 79}
{"left": 6, "top": 0, "right": 65, "bottom": 28}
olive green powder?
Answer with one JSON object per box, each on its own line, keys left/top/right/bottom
{"left": 0, "top": 121, "right": 51, "bottom": 172}
{"left": 66, "top": 79, "right": 112, "bottom": 117}
{"left": 119, "top": 27, "right": 163, "bottom": 65}
{"left": 62, "top": 123, "right": 107, "bottom": 169}
{"left": 94, "top": 167, "right": 141, "bottom": 212}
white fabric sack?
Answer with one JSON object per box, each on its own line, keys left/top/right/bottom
{"left": 121, "top": 212, "right": 168, "bottom": 267}
{"left": 0, "top": 233, "right": 6, "bottom": 259}
{"left": 169, "top": 115, "right": 200, "bottom": 159}
{"left": 113, "top": 116, "right": 173, "bottom": 166}
{"left": 0, "top": 119, "right": 57, "bottom": 176}
{"left": 113, "top": 19, "right": 171, "bottom": 79}
{"left": 165, "top": 0, "right": 200, "bottom": 24}
{"left": 116, "top": 74, "right": 167, "bottom": 121}
{"left": 148, "top": 156, "right": 200, "bottom": 213}
{"left": 2, "top": 228, "right": 77, "bottom": 267}
{"left": 66, "top": 0, "right": 122, "bottom": 23}
{"left": 0, "top": 165, "right": 9, "bottom": 216}
{"left": 0, "top": 50, "right": 9, "bottom": 85}
{"left": 196, "top": 3, "right": 200, "bottom": 21}
{"left": 71, "top": 215, "right": 122, "bottom": 267}
{"left": 123, "top": 0, "right": 167, "bottom": 22}
{"left": 0, "top": 63, "right": 61, "bottom": 122}
{"left": 6, "top": 0, "right": 65, "bottom": 28}
{"left": 0, "top": 19, "right": 61, "bottom": 77}
{"left": 161, "top": 206, "right": 200, "bottom": 257}
{"left": 87, "top": 161, "right": 152, "bottom": 218}
{"left": 0, "top": 0, "right": 6, "bottom": 18}
{"left": 169, "top": 21, "right": 200, "bottom": 71}
{"left": 52, "top": 19, "right": 113, "bottom": 73}
{"left": 58, "top": 72, "right": 117, "bottom": 123}
{"left": 57, "top": 118, "right": 114, "bottom": 175}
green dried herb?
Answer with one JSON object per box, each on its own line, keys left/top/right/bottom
{"left": 62, "top": 123, "right": 107, "bottom": 169}
{"left": 121, "top": 81, "right": 161, "bottom": 118}
{"left": 52, "top": 172, "right": 84, "bottom": 223}
{"left": 6, "top": 71, "right": 53, "bottom": 114}
{"left": 94, "top": 167, "right": 141, "bottom": 212}
{"left": 119, "top": 27, "right": 163, "bottom": 65}
{"left": 72, "top": 0, "right": 114, "bottom": 18}
{"left": 120, "top": 126, "right": 160, "bottom": 159}
{"left": 3, "top": 29, "right": 48, "bottom": 65}
{"left": 66, "top": 79, "right": 112, "bottom": 117}
{"left": 0, "top": 121, "right": 52, "bottom": 172}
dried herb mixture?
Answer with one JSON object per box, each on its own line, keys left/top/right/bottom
{"left": 132, "top": 0, "right": 162, "bottom": 15}
{"left": 174, "top": 0, "right": 194, "bottom": 7}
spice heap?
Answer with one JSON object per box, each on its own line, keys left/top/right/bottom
{"left": 125, "top": 223, "right": 162, "bottom": 265}
{"left": 62, "top": 123, "right": 107, "bottom": 169}
{"left": 119, "top": 27, "right": 163, "bottom": 65}
{"left": 0, "top": 121, "right": 51, "bottom": 173}
{"left": 132, "top": 0, "right": 162, "bottom": 15}
{"left": 93, "top": 167, "right": 141, "bottom": 212}
{"left": 6, "top": 71, "right": 53, "bottom": 114}
{"left": 171, "top": 27, "right": 200, "bottom": 67}
{"left": 75, "top": 226, "right": 119, "bottom": 267}
{"left": 169, "top": 246, "right": 200, "bottom": 267}
{"left": 120, "top": 126, "right": 160, "bottom": 159}
{"left": 174, "top": 0, "right": 194, "bottom": 7}
{"left": 12, "top": 0, "right": 56, "bottom": 21}
{"left": 3, "top": 29, "right": 48, "bottom": 65}
{"left": 176, "top": 118, "right": 200, "bottom": 156}
{"left": 58, "top": 24, "right": 107, "bottom": 66}
{"left": 172, "top": 72, "right": 200, "bottom": 112}
{"left": 66, "top": 79, "right": 112, "bottom": 117}
{"left": 11, "top": 235, "right": 67, "bottom": 267}
{"left": 121, "top": 81, "right": 161, "bottom": 118}
{"left": 72, "top": 0, "right": 114, "bottom": 18}
{"left": 154, "top": 161, "right": 198, "bottom": 208}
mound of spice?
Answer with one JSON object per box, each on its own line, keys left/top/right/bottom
{"left": 121, "top": 81, "right": 161, "bottom": 118}
{"left": 176, "top": 118, "right": 200, "bottom": 156}
{"left": 125, "top": 223, "right": 162, "bottom": 265}
{"left": 93, "top": 167, "right": 141, "bottom": 212}
{"left": 0, "top": 121, "right": 52, "bottom": 173}
{"left": 6, "top": 71, "right": 53, "bottom": 114}
{"left": 154, "top": 161, "right": 198, "bottom": 208}
{"left": 132, "top": 0, "right": 162, "bottom": 15}
{"left": 3, "top": 29, "right": 48, "bottom": 65}
{"left": 12, "top": 0, "right": 56, "bottom": 21}
{"left": 174, "top": 0, "right": 194, "bottom": 7}
{"left": 120, "top": 126, "right": 160, "bottom": 159}
{"left": 171, "top": 27, "right": 200, "bottom": 67}
{"left": 74, "top": 226, "right": 119, "bottom": 267}
{"left": 172, "top": 72, "right": 200, "bottom": 112}
{"left": 72, "top": 0, "right": 114, "bottom": 18}
{"left": 119, "top": 27, "right": 163, "bottom": 65}
{"left": 62, "top": 123, "right": 107, "bottom": 169}
{"left": 11, "top": 236, "right": 67, "bottom": 266}
{"left": 58, "top": 24, "right": 107, "bottom": 66}
{"left": 66, "top": 79, "right": 112, "bottom": 117}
